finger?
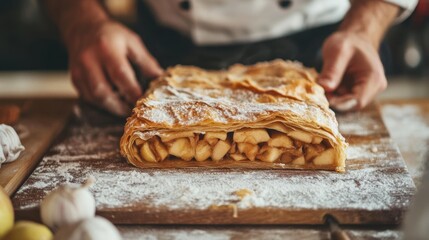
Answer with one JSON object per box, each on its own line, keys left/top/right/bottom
{"left": 127, "top": 37, "right": 163, "bottom": 78}
{"left": 100, "top": 93, "right": 132, "bottom": 117}
{"left": 352, "top": 73, "right": 387, "bottom": 109}
{"left": 70, "top": 65, "right": 92, "bottom": 101}
{"left": 80, "top": 55, "right": 131, "bottom": 116}
{"left": 318, "top": 40, "right": 354, "bottom": 92}
{"left": 100, "top": 50, "right": 143, "bottom": 104}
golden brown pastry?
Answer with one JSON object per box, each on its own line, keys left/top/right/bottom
{"left": 120, "top": 60, "right": 347, "bottom": 172}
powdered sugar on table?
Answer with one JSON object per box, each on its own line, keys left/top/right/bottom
{"left": 13, "top": 107, "right": 415, "bottom": 221}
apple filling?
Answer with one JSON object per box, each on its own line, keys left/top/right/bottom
{"left": 134, "top": 127, "right": 336, "bottom": 167}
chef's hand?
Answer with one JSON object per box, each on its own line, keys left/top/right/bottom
{"left": 318, "top": 32, "right": 386, "bottom": 111}
{"left": 66, "top": 20, "right": 163, "bottom": 116}
{"left": 317, "top": 0, "right": 399, "bottom": 111}
{"left": 42, "top": 0, "right": 163, "bottom": 116}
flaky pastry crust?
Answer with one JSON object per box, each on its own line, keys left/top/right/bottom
{"left": 120, "top": 60, "right": 347, "bottom": 172}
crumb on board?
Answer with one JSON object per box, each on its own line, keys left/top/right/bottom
{"left": 234, "top": 188, "right": 253, "bottom": 200}
{"left": 208, "top": 189, "right": 254, "bottom": 218}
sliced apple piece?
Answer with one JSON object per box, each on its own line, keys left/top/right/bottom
{"left": 312, "top": 136, "right": 323, "bottom": 144}
{"left": 230, "top": 153, "right": 247, "bottom": 161}
{"left": 237, "top": 143, "right": 259, "bottom": 161}
{"left": 268, "top": 132, "right": 294, "bottom": 148}
{"left": 167, "top": 138, "right": 194, "bottom": 161}
{"left": 133, "top": 145, "right": 144, "bottom": 162}
{"left": 258, "top": 144, "right": 269, "bottom": 154}
{"left": 140, "top": 142, "right": 157, "bottom": 162}
{"left": 211, "top": 140, "right": 231, "bottom": 161}
{"left": 291, "top": 156, "right": 305, "bottom": 165}
{"left": 257, "top": 146, "right": 283, "bottom": 163}
{"left": 152, "top": 137, "right": 169, "bottom": 161}
{"left": 229, "top": 143, "right": 237, "bottom": 154}
{"left": 189, "top": 135, "right": 198, "bottom": 149}
{"left": 304, "top": 144, "right": 326, "bottom": 161}
{"left": 293, "top": 140, "right": 304, "bottom": 148}
{"left": 160, "top": 131, "right": 194, "bottom": 142}
{"left": 313, "top": 148, "right": 335, "bottom": 165}
{"left": 206, "top": 138, "right": 219, "bottom": 146}
{"left": 195, "top": 140, "right": 211, "bottom": 161}
{"left": 233, "top": 128, "right": 270, "bottom": 144}
{"left": 204, "top": 132, "right": 227, "bottom": 141}
{"left": 288, "top": 130, "right": 313, "bottom": 143}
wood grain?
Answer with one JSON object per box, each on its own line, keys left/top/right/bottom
{"left": 12, "top": 103, "right": 415, "bottom": 225}
{"left": 0, "top": 99, "right": 74, "bottom": 196}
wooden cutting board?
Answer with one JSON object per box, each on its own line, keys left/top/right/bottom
{"left": 0, "top": 99, "right": 74, "bottom": 196}
{"left": 12, "top": 103, "right": 415, "bottom": 225}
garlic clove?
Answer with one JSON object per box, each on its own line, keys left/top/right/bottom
{"left": 0, "top": 124, "right": 25, "bottom": 167}
{"left": 54, "top": 216, "right": 122, "bottom": 240}
{"left": 40, "top": 177, "right": 96, "bottom": 230}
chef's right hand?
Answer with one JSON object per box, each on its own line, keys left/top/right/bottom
{"left": 65, "top": 20, "right": 163, "bottom": 116}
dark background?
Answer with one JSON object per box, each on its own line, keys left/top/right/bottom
{"left": 1, "top": 0, "right": 429, "bottom": 76}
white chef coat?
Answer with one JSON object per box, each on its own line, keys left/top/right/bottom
{"left": 144, "top": 0, "right": 418, "bottom": 46}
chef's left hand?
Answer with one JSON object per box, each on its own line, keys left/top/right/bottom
{"left": 318, "top": 31, "right": 387, "bottom": 111}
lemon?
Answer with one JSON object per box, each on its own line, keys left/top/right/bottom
{"left": 0, "top": 186, "right": 14, "bottom": 239}
{"left": 2, "top": 221, "right": 52, "bottom": 240}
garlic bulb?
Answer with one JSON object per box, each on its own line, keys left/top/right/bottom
{"left": 54, "top": 216, "right": 122, "bottom": 240}
{"left": 0, "top": 124, "right": 25, "bottom": 167}
{"left": 40, "top": 177, "right": 96, "bottom": 230}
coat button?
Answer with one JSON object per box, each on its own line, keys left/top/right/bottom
{"left": 278, "top": 0, "right": 292, "bottom": 8}
{"left": 179, "top": 0, "right": 191, "bottom": 11}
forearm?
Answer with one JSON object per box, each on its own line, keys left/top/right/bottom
{"left": 42, "top": 0, "right": 110, "bottom": 44}
{"left": 340, "top": 0, "right": 400, "bottom": 48}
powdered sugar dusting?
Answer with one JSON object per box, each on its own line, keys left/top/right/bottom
{"left": 16, "top": 157, "right": 413, "bottom": 211}
{"left": 139, "top": 86, "right": 339, "bottom": 136}
{"left": 347, "top": 229, "right": 401, "bottom": 239}
{"left": 381, "top": 104, "right": 429, "bottom": 186}
{"left": 346, "top": 141, "right": 390, "bottom": 160}
{"left": 116, "top": 226, "right": 399, "bottom": 240}
{"left": 381, "top": 105, "right": 429, "bottom": 153}
{"left": 338, "top": 110, "right": 384, "bottom": 136}
{"left": 118, "top": 227, "right": 325, "bottom": 240}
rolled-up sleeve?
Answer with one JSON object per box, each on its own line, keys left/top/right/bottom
{"left": 383, "top": 0, "right": 419, "bottom": 23}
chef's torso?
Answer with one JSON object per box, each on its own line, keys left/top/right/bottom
{"left": 144, "top": 0, "right": 350, "bottom": 45}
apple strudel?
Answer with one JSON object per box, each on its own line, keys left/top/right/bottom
{"left": 120, "top": 60, "right": 347, "bottom": 172}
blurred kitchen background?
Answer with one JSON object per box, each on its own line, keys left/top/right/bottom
{"left": 0, "top": 0, "right": 429, "bottom": 98}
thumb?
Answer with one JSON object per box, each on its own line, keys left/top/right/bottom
{"left": 318, "top": 43, "right": 353, "bottom": 92}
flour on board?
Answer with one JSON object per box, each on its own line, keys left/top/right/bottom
{"left": 381, "top": 104, "right": 429, "bottom": 187}
{"left": 337, "top": 110, "right": 383, "bottom": 136}
{"left": 12, "top": 104, "right": 416, "bottom": 214}
{"left": 382, "top": 104, "right": 429, "bottom": 153}
{"left": 116, "top": 226, "right": 400, "bottom": 240}
{"left": 14, "top": 123, "right": 414, "bottom": 212}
